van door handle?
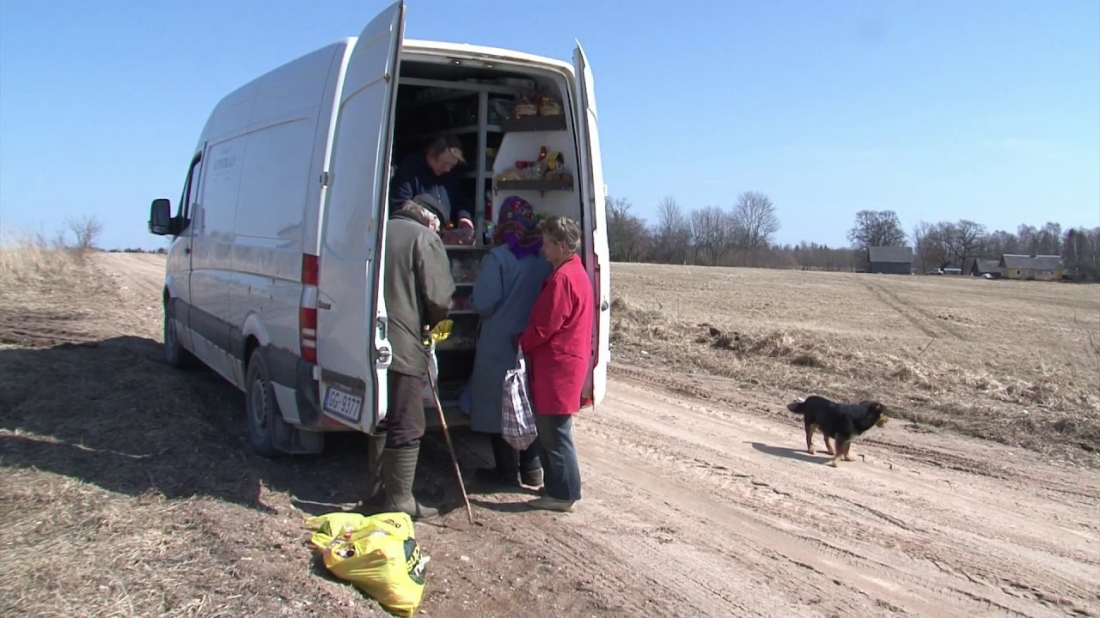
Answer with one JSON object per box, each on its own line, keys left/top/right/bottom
{"left": 601, "top": 300, "right": 609, "bottom": 311}
{"left": 184, "top": 247, "right": 190, "bottom": 255}
{"left": 318, "top": 301, "right": 332, "bottom": 310}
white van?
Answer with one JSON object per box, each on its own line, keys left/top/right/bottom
{"left": 148, "top": 1, "right": 611, "bottom": 457}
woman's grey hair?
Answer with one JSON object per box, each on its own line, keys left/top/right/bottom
{"left": 540, "top": 216, "right": 582, "bottom": 254}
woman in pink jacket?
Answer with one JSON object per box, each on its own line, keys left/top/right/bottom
{"left": 518, "top": 216, "right": 594, "bottom": 512}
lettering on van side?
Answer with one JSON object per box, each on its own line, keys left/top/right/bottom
{"left": 213, "top": 155, "right": 237, "bottom": 171}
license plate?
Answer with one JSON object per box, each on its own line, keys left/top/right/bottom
{"left": 322, "top": 384, "right": 363, "bottom": 423}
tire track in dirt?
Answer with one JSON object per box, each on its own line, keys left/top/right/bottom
{"left": 858, "top": 278, "right": 966, "bottom": 341}
{"left": 90, "top": 254, "right": 1099, "bottom": 617}
{"left": 572, "top": 379, "right": 1100, "bottom": 617}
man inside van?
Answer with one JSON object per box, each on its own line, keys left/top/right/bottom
{"left": 368, "top": 193, "right": 456, "bottom": 519}
{"left": 388, "top": 136, "right": 468, "bottom": 224}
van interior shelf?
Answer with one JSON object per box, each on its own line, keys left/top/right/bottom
{"left": 499, "top": 115, "right": 567, "bottom": 133}
{"left": 416, "top": 124, "right": 502, "bottom": 140}
{"left": 407, "top": 89, "right": 478, "bottom": 109}
{"left": 493, "top": 179, "right": 574, "bottom": 194}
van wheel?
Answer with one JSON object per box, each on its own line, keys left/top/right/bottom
{"left": 245, "top": 351, "right": 282, "bottom": 458}
{"left": 164, "top": 300, "right": 197, "bottom": 369}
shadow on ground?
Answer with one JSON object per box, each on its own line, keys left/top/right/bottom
{"left": 0, "top": 336, "right": 500, "bottom": 515}
{"left": 748, "top": 441, "right": 830, "bottom": 464}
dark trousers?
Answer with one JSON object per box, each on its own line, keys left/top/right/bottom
{"left": 484, "top": 432, "right": 541, "bottom": 471}
{"left": 519, "top": 440, "right": 540, "bottom": 471}
{"left": 535, "top": 414, "right": 581, "bottom": 501}
{"left": 379, "top": 371, "right": 425, "bottom": 449}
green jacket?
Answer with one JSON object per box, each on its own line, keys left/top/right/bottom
{"left": 383, "top": 210, "right": 455, "bottom": 377}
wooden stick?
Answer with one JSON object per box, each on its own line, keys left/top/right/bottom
{"left": 427, "top": 368, "right": 474, "bottom": 524}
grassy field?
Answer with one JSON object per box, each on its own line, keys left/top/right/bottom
{"left": 610, "top": 263, "right": 1100, "bottom": 467}
{"left": 2, "top": 245, "right": 1098, "bottom": 617}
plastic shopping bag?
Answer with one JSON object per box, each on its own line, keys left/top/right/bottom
{"left": 305, "top": 511, "right": 429, "bottom": 617}
{"left": 502, "top": 346, "right": 538, "bottom": 451}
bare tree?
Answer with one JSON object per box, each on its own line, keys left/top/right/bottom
{"left": 731, "top": 191, "right": 780, "bottom": 251}
{"left": 911, "top": 221, "right": 938, "bottom": 273}
{"left": 1017, "top": 224, "right": 1040, "bottom": 255}
{"left": 847, "top": 210, "right": 907, "bottom": 248}
{"left": 650, "top": 197, "right": 692, "bottom": 264}
{"left": 985, "top": 229, "right": 1020, "bottom": 258}
{"left": 605, "top": 197, "right": 651, "bottom": 263}
{"left": 944, "top": 219, "right": 988, "bottom": 268}
{"left": 690, "top": 205, "right": 735, "bottom": 266}
{"left": 67, "top": 215, "right": 105, "bottom": 251}
{"left": 1063, "top": 226, "right": 1100, "bottom": 281}
{"left": 1038, "top": 222, "right": 1063, "bottom": 255}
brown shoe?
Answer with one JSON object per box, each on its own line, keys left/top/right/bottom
{"left": 526, "top": 496, "right": 575, "bottom": 512}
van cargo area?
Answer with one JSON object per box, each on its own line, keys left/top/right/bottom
{"left": 391, "top": 56, "right": 587, "bottom": 415}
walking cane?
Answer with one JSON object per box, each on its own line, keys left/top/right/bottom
{"left": 423, "top": 321, "right": 475, "bottom": 524}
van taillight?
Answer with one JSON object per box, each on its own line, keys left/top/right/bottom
{"left": 302, "top": 254, "right": 320, "bottom": 286}
{"left": 300, "top": 254, "right": 320, "bottom": 363}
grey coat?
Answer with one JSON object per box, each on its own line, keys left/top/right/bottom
{"left": 462, "top": 245, "right": 552, "bottom": 433}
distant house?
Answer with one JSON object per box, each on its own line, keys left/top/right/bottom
{"left": 868, "top": 246, "right": 913, "bottom": 275}
{"left": 965, "top": 258, "right": 1000, "bottom": 278}
{"left": 999, "top": 254, "right": 1064, "bottom": 281}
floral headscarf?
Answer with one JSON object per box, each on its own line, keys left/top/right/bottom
{"left": 494, "top": 196, "right": 542, "bottom": 259}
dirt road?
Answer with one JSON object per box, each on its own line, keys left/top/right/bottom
{"left": 3, "top": 252, "right": 1097, "bottom": 617}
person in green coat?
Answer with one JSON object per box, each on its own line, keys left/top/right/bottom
{"left": 368, "top": 195, "right": 455, "bottom": 519}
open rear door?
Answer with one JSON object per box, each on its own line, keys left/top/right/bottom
{"left": 315, "top": 1, "right": 405, "bottom": 433}
{"left": 573, "top": 42, "right": 611, "bottom": 407}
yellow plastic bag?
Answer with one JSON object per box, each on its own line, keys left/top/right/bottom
{"left": 305, "top": 511, "right": 429, "bottom": 617}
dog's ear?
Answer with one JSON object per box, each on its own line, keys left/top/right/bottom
{"left": 872, "top": 402, "right": 886, "bottom": 414}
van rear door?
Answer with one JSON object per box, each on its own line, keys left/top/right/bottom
{"left": 572, "top": 42, "right": 611, "bottom": 407}
{"left": 315, "top": 0, "right": 405, "bottom": 433}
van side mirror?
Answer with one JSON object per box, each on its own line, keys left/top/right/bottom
{"left": 149, "top": 198, "right": 174, "bottom": 235}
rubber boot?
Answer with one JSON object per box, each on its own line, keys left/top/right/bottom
{"left": 475, "top": 434, "right": 519, "bottom": 486}
{"left": 364, "top": 433, "right": 387, "bottom": 506}
{"left": 519, "top": 443, "right": 544, "bottom": 488}
{"left": 381, "top": 447, "right": 439, "bottom": 519}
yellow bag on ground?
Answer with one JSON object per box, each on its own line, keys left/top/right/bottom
{"left": 305, "top": 511, "right": 429, "bottom": 617}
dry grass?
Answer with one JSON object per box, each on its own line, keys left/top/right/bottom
{"left": 0, "top": 247, "right": 604, "bottom": 617}
{"left": 611, "top": 264, "right": 1100, "bottom": 467}
{"left": 0, "top": 242, "right": 374, "bottom": 616}
{"left": 0, "top": 234, "right": 115, "bottom": 348}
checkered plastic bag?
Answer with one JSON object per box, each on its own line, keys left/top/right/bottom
{"left": 502, "top": 347, "right": 537, "bottom": 450}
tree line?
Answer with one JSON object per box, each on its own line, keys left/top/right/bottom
{"left": 605, "top": 197, "right": 1100, "bottom": 281}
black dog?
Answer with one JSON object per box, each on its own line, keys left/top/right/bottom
{"left": 786, "top": 396, "right": 889, "bottom": 467}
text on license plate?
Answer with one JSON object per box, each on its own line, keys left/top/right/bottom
{"left": 322, "top": 385, "right": 363, "bottom": 423}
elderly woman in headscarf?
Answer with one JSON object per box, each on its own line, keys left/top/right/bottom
{"left": 463, "top": 196, "right": 552, "bottom": 487}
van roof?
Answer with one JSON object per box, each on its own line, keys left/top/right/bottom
{"left": 402, "top": 38, "right": 575, "bottom": 75}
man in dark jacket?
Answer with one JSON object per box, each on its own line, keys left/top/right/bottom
{"left": 389, "top": 136, "right": 469, "bottom": 223}
{"left": 372, "top": 193, "right": 456, "bottom": 519}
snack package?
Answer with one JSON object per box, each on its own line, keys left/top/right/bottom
{"left": 538, "top": 93, "right": 563, "bottom": 116}
{"left": 514, "top": 94, "right": 537, "bottom": 118}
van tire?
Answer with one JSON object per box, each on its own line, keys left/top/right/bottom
{"left": 245, "top": 350, "right": 283, "bottom": 458}
{"left": 164, "top": 300, "right": 198, "bottom": 370}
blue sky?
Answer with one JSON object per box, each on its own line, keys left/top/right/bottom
{"left": 1, "top": 0, "right": 1097, "bottom": 250}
